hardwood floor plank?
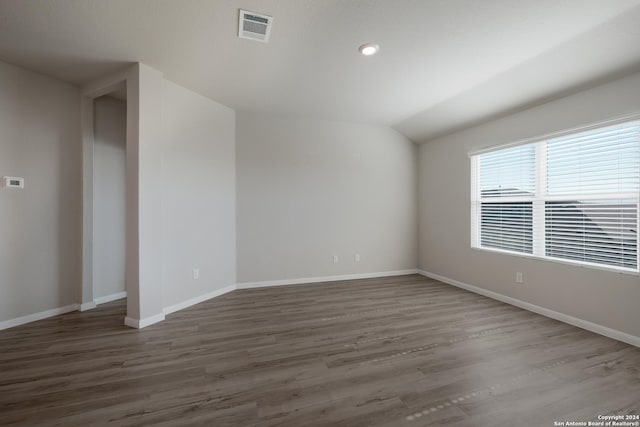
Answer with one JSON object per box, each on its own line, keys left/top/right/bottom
{"left": 1, "top": 274, "right": 638, "bottom": 426}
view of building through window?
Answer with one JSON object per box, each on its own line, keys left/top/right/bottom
{"left": 472, "top": 119, "right": 639, "bottom": 271}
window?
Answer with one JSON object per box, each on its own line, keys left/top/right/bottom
{"left": 471, "top": 118, "right": 640, "bottom": 272}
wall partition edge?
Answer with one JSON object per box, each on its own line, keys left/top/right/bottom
{"left": 81, "top": 63, "right": 165, "bottom": 329}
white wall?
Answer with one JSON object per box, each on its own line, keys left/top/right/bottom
{"left": 418, "top": 71, "right": 640, "bottom": 339}
{"left": 236, "top": 112, "right": 418, "bottom": 283}
{"left": 0, "top": 60, "right": 82, "bottom": 322}
{"left": 130, "top": 63, "right": 165, "bottom": 323}
{"left": 161, "top": 79, "right": 236, "bottom": 308}
{"left": 92, "top": 96, "right": 126, "bottom": 300}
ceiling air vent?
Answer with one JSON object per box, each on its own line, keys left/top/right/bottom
{"left": 238, "top": 10, "right": 273, "bottom": 43}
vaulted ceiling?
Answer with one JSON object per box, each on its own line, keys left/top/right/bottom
{"left": 1, "top": 0, "right": 639, "bottom": 142}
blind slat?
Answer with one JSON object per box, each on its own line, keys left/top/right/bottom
{"left": 474, "top": 119, "right": 639, "bottom": 271}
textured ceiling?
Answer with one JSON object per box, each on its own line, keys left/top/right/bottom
{"left": 1, "top": 0, "right": 639, "bottom": 142}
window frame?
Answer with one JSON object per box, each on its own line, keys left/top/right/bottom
{"left": 469, "top": 114, "right": 640, "bottom": 275}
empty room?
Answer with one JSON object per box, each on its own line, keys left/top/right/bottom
{"left": 1, "top": 1, "right": 639, "bottom": 426}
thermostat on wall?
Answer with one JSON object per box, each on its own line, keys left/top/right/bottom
{"left": 3, "top": 176, "right": 24, "bottom": 189}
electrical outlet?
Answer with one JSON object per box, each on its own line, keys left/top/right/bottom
{"left": 355, "top": 253, "right": 361, "bottom": 262}
{"left": 515, "top": 272, "right": 523, "bottom": 284}
{"left": 193, "top": 268, "right": 200, "bottom": 280}
{"left": 333, "top": 255, "right": 339, "bottom": 263}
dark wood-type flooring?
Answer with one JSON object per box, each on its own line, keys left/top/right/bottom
{"left": 1, "top": 274, "right": 639, "bottom": 426}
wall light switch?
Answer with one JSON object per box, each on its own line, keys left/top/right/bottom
{"left": 193, "top": 268, "right": 200, "bottom": 280}
{"left": 355, "top": 253, "right": 361, "bottom": 262}
{"left": 333, "top": 255, "right": 339, "bottom": 263}
{"left": 515, "top": 272, "right": 523, "bottom": 283}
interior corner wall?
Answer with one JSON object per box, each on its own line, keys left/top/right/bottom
{"left": 236, "top": 112, "right": 418, "bottom": 284}
{"left": 0, "top": 60, "right": 82, "bottom": 322}
{"left": 161, "top": 79, "right": 236, "bottom": 308}
{"left": 418, "top": 70, "right": 640, "bottom": 339}
{"left": 92, "top": 96, "right": 126, "bottom": 300}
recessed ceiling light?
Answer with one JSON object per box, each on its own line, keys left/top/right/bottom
{"left": 359, "top": 43, "right": 379, "bottom": 56}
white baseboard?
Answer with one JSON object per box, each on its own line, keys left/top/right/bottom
{"left": 0, "top": 271, "right": 422, "bottom": 332}
{"left": 417, "top": 269, "right": 640, "bottom": 348}
{"left": 79, "top": 301, "right": 96, "bottom": 311}
{"left": 236, "top": 269, "right": 419, "bottom": 289}
{"left": 0, "top": 304, "right": 79, "bottom": 331}
{"left": 163, "top": 285, "right": 236, "bottom": 315}
{"left": 123, "top": 316, "right": 138, "bottom": 328}
{"left": 124, "top": 312, "right": 165, "bottom": 329}
{"left": 95, "top": 291, "right": 127, "bottom": 305}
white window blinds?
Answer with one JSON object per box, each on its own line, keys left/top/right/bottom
{"left": 545, "top": 122, "right": 639, "bottom": 270}
{"left": 476, "top": 145, "right": 535, "bottom": 254}
{"left": 546, "top": 123, "right": 640, "bottom": 196}
{"left": 479, "top": 145, "right": 536, "bottom": 198}
{"left": 471, "top": 118, "right": 639, "bottom": 272}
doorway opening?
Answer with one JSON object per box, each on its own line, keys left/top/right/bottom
{"left": 92, "top": 86, "right": 127, "bottom": 306}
